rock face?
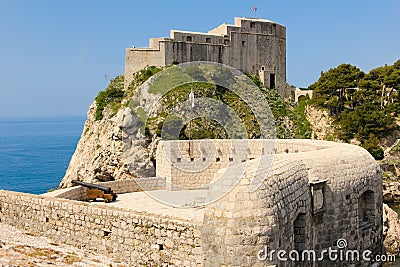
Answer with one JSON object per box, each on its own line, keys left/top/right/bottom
{"left": 59, "top": 101, "right": 157, "bottom": 188}
{"left": 383, "top": 203, "right": 400, "bottom": 255}
{"left": 305, "top": 104, "right": 335, "bottom": 140}
{"left": 383, "top": 181, "right": 400, "bottom": 203}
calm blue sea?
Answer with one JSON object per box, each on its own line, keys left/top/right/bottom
{"left": 0, "top": 117, "right": 85, "bottom": 194}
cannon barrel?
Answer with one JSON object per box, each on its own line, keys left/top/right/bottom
{"left": 71, "top": 180, "right": 113, "bottom": 194}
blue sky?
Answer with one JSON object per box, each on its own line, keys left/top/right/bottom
{"left": 0, "top": 0, "right": 399, "bottom": 118}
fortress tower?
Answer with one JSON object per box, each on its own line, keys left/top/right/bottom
{"left": 124, "top": 17, "right": 290, "bottom": 96}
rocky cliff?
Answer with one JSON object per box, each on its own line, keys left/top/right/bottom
{"left": 59, "top": 102, "right": 157, "bottom": 188}
{"left": 383, "top": 203, "right": 400, "bottom": 255}
{"left": 59, "top": 72, "right": 159, "bottom": 188}
{"left": 305, "top": 104, "right": 336, "bottom": 140}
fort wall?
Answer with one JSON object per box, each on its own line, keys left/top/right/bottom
{"left": 156, "top": 139, "right": 329, "bottom": 190}
{"left": 0, "top": 185, "right": 204, "bottom": 266}
{"left": 201, "top": 140, "right": 383, "bottom": 266}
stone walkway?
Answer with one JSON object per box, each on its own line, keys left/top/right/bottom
{"left": 92, "top": 190, "right": 207, "bottom": 224}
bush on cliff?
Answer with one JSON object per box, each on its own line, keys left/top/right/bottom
{"left": 95, "top": 75, "right": 125, "bottom": 120}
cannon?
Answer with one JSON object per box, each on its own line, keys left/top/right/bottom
{"left": 71, "top": 180, "right": 117, "bottom": 203}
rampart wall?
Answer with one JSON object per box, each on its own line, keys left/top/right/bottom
{"left": 0, "top": 182, "right": 204, "bottom": 266}
{"left": 156, "top": 139, "right": 329, "bottom": 190}
{"left": 202, "top": 140, "right": 383, "bottom": 266}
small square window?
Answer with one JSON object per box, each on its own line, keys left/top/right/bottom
{"left": 250, "top": 22, "right": 256, "bottom": 28}
{"left": 242, "top": 41, "right": 246, "bottom": 47}
{"left": 202, "top": 158, "right": 207, "bottom": 162}
{"left": 216, "top": 158, "right": 221, "bottom": 162}
{"left": 206, "top": 38, "right": 211, "bottom": 43}
{"left": 187, "top": 36, "right": 192, "bottom": 42}
{"left": 177, "top": 158, "right": 182, "bottom": 163}
{"left": 190, "top": 158, "right": 194, "bottom": 162}
{"left": 229, "top": 158, "right": 234, "bottom": 162}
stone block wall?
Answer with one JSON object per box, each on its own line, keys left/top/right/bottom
{"left": 156, "top": 139, "right": 330, "bottom": 190}
{"left": 200, "top": 140, "right": 383, "bottom": 266}
{"left": 0, "top": 190, "right": 204, "bottom": 266}
{"left": 124, "top": 44, "right": 166, "bottom": 89}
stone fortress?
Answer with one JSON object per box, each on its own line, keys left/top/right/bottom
{"left": 124, "top": 17, "right": 292, "bottom": 97}
{"left": 0, "top": 17, "right": 384, "bottom": 266}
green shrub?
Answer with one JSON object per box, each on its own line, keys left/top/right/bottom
{"left": 95, "top": 75, "right": 125, "bottom": 120}
{"left": 362, "top": 134, "right": 384, "bottom": 160}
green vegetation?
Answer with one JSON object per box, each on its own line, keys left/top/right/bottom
{"left": 128, "top": 66, "right": 162, "bottom": 92}
{"left": 95, "top": 75, "right": 125, "bottom": 120}
{"left": 290, "top": 98, "right": 312, "bottom": 139}
{"left": 310, "top": 60, "right": 400, "bottom": 159}
{"left": 94, "top": 60, "right": 399, "bottom": 162}
{"left": 143, "top": 73, "right": 310, "bottom": 140}
{"left": 145, "top": 81, "right": 262, "bottom": 139}
{"left": 258, "top": 77, "right": 311, "bottom": 139}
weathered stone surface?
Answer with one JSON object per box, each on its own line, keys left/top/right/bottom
{"left": 383, "top": 203, "right": 400, "bottom": 255}
{"left": 59, "top": 102, "right": 157, "bottom": 188}
{"left": 305, "top": 105, "right": 335, "bottom": 140}
{"left": 383, "top": 181, "right": 400, "bottom": 203}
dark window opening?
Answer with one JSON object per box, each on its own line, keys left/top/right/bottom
{"left": 358, "top": 190, "right": 375, "bottom": 229}
{"left": 270, "top": 73, "right": 276, "bottom": 89}
{"left": 187, "top": 36, "right": 192, "bottom": 42}
{"left": 206, "top": 38, "right": 211, "bottom": 43}
{"left": 242, "top": 41, "right": 246, "bottom": 47}
{"left": 177, "top": 158, "right": 182, "bottom": 163}
{"left": 224, "top": 39, "right": 229, "bottom": 45}
{"left": 202, "top": 158, "right": 206, "bottom": 162}
{"left": 261, "top": 66, "right": 265, "bottom": 71}
{"left": 190, "top": 158, "right": 194, "bottom": 162}
{"left": 250, "top": 22, "right": 256, "bottom": 28}
{"left": 229, "top": 158, "right": 234, "bottom": 162}
{"left": 216, "top": 158, "right": 221, "bottom": 162}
